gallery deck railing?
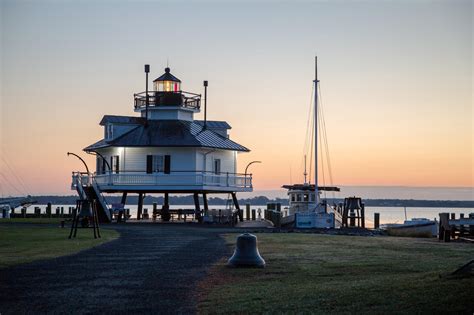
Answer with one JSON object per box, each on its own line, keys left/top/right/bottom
{"left": 72, "top": 171, "right": 252, "bottom": 189}
{"left": 134, "top": 91, "right": 201, "bottom": 110}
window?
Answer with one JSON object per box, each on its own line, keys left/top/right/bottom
{"left": 147, "top": 155, "right": 164, "bottom": 173}
{"left": 296, "top": 194, "right": 302, "bottom": 202}
{"left": 110, "top": 155, "right": 119, "bottom": 174}
{"left": 105, "top": 125, "right": 113, "bottom": 140}
{"left": 214, "top": 159, "right": 221, "bottom": 175}
{"left": 304, "top": 194, "right": 309, "bottom": 202}
{"left": 291, "top": 194, "right": 296, "bottom": 202}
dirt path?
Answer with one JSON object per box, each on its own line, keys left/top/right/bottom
{"left": 0, "top": 224, "right": 230, "bottom": 314}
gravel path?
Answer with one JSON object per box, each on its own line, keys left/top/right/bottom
{"left": 0, "top": 224, "right": 230, "bottom": 314}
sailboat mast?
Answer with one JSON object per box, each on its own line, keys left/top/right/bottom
{"left": 314, "top": 56, "right": 319, "bottom": 204}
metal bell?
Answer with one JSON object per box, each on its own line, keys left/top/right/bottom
{"left": 346, "top": 197, "right": 361, "bottom": 210}
{"left": 227, "top": 233, "right": 265, "bottom": 268}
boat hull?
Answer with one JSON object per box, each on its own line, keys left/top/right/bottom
{"left": 385, "top": 222, "right": 438, "bottom": 238}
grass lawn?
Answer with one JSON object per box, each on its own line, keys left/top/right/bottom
{"left": 0, "top": 218, "right": 67, "bottom": 224}
{"left": 198, "top": 234, "right": 474, "bottom": 314}
{"left": 0, "top": 225, "right": 119, "bottom": 269}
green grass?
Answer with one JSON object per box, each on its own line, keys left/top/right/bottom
{"left": 198, "top": 234, "right": 474, "bottom": 314}
{"left": 0, "top": 218, "right": 67, "bottom": 224}
{"left": 0, "top": 225, "right": 119, "bottom": 269}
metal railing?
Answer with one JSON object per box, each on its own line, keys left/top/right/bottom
{"left": 91, "top": 171, "right": 252, "bottom": 189}
{"left": 134, "top": 90, "right": 201, "bottom": 110}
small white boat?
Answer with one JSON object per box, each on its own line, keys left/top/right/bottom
{"left": 382, "top": 218, "right": 438, "bottom": 237}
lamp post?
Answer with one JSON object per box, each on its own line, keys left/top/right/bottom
{"left": 244, "top": 161, "right": 261, "bottom": 189}
{"left": 67, "top": 152, "right": 90, "bottom": 174}
{"left": 245, "top": 161, "right": 262, "bottom": 176}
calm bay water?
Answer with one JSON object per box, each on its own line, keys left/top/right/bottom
{"left": 18, "top": 204, "right": 473, "bottom": 228}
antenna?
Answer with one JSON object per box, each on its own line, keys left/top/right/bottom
{"left": 203, "top": 80, "right": 208, "bottom": 129}
{"left": 144, "top": 64, "right": 150, "bottom": 124}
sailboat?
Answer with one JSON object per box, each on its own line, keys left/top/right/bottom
{"left": 281, "top": 57, "right": 343, "bottom": 228}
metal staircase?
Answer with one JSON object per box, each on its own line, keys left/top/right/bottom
{"left": 71, "top": 172, "right": 112, "bottom": 223}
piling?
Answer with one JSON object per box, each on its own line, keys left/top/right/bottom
{"left": 56, "top": 207, "right": 60, "bottom": 216}
{"left": 246, "top": 204, "right": 250, "bottom": 221}
{"left": 251, "top": 209, "right": 256, "bottom": 221}
{"left": 68, "top": 207, "right": 72, "bottom": 215}
{"left": 60, "top": 207, "right": 64, "bottom": 216}
{"left": 374, "top": 213, "right": 380, "bottom": 229}
{"left": 34, "top": 207, "right": 41, "bottom": 217}
{"left": 46, "top": 203, "right": 52, "bottom": 218}
{"left": 153, "top": 203, "right": 158, "bottom": 222}
{"left": 21, "top": 207, "right": 26, "bottom": 218}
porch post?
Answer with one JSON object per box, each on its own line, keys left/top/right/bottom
{"left": 231, "top": 192, "right": 243, "bottom": 222}
{"left": 203, "top": 193, "right": 209, "bottom": 216}
{"left": 194, "top": 193, "right": 202, "bottom": 223}
{"left": 137, "top": 193, "right": 143, "bottom": 220}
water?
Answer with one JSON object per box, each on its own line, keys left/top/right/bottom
{"left": 14, "top": 204, "right": 474, "bottom": 227}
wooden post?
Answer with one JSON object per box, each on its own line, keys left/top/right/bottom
{"left": 152, "top": 202, "right": 158, "bottom": 222}
{"left": 56, "top": 207, "right": 60, "bottom": 216}
{"left": 203, "top": 193, "right": 209, "bottom": 216}
{"left": 361, "top": 204, "right": 365, "bottom": 228}
{"left": 252, "top": 209, "right": 256, "bottom": 220}
{"left": 21, "top": 207, "right": 26, "bottom": 218}
{"left": 459, "top": 213, "right": 465, "bottom": 236}
{"left": 246, "top": 204, "right": 250, "bottom": 221}
{"left": 162, "top": 193, "right": 170, "bottom": 222}
{"left": 231, "top": 192, "right": 243, "bottom": 222}
{"left": 450, "top": 213, "right": 456, "bottom": 239}
{"left": 439, "top": 213, "right": 450, "bottom": 242}
{"left": 46, "top": 202, "right": 52, "bottom": 218}
{"left": 469, "top": 213, "right": 474, "bottom": 236}
{"left": 137, "top": 193, "right": 143, "bottom": 220}
{"left": 349, "top": 210, "right": 355, "bottom": 227}
{"left": 194, "top": 193, "right": 202, "bottom": 223}
{"left": 374, "top": 213, "right": 380, "bottom": 229}
{"left": 121, "top": 192, "right": 128, "bottom": 205}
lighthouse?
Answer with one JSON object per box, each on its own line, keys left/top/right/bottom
{"left": 71, "top": 66, "right": 252, "bottom": 223}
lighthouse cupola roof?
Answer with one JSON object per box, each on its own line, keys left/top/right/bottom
{"left": 153, "top": 67, "right": 181, "bottom": 93}
{"left": 154, "top": 67, "right": 181, "bottom": 83}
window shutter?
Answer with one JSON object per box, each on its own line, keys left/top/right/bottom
{"left": 164, "top": 155, "right": 171, "bottom": 174}
{"left": 146, "top": 155, "right": 153, "bottom": 174}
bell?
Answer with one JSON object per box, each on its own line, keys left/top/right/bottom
{"left": 345, "top": 197, "right": 361, "bottom": 210}
{"left": 227, "top": 233, "right": 265, "bottom": 268}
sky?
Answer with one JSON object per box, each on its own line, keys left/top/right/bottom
{"left": 1, "top": 0, "right": 473, "bottom": 196}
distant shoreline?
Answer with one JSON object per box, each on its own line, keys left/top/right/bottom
{"left": 2, "top": 195, "right": 473, "bottom": 208}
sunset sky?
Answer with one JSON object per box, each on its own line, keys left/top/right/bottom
{"left": 1, "top": 0, "right": 472, "bottom": 196}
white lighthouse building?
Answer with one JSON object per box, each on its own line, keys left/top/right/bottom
{"left": 71, "top": 66, "right": 252, "bottom": 222}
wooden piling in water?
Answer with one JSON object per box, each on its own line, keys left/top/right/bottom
{"left": 374, "top": 213, "right": 380, "bottom": 229}
{"left": 46, "top": 203, "right": 52, "bottom": 218}
{"left": 252, "top": 209, "right": 256, "bottom": 221}
{"left": 246, "top": 204, "right": 250, "bottom": 221}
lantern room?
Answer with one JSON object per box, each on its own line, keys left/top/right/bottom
{"left": 153, "top": 67, "right": 181, "bottom": 92}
